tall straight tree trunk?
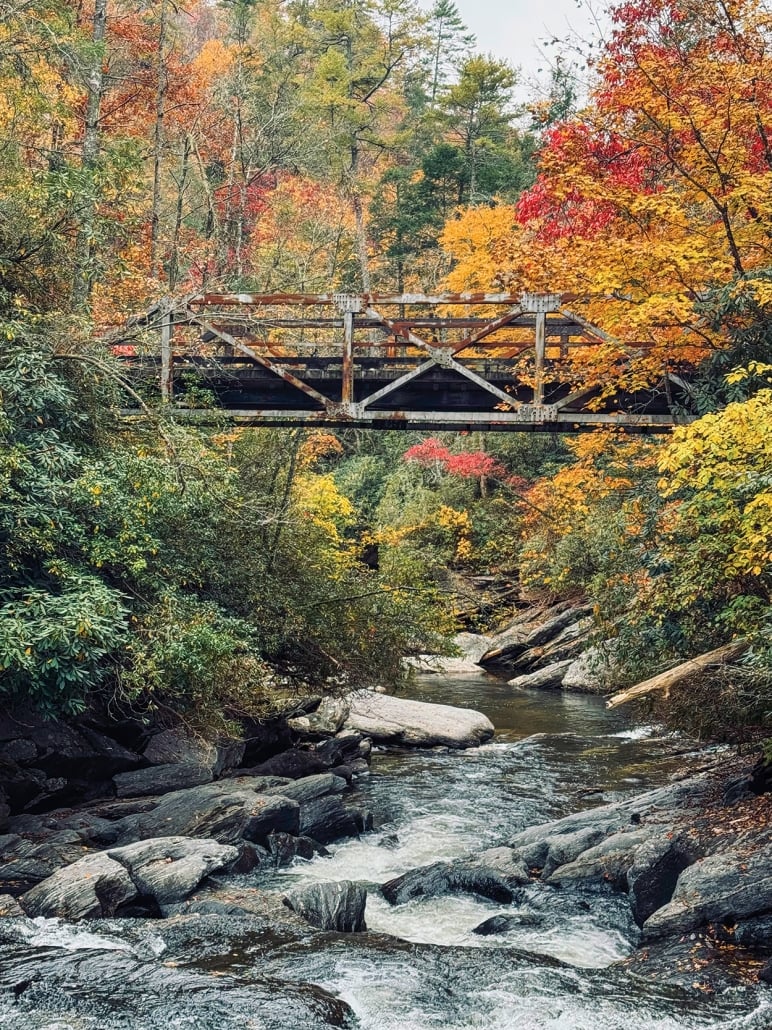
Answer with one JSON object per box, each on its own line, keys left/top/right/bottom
{"left": 350, "top": 141, "right": 371, "bottom": 292}
{"left": 168, "top": 133, "right": 191, "bottom": 290}
{"left": 150, "top": 0, "right": 169, "bottom": 275}
{"left": 71, "top": 0, "right": 107, "bottom": 311}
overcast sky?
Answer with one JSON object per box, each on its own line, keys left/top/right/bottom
{"left": 452, "top": 0, "right": 607, "bottom": 99}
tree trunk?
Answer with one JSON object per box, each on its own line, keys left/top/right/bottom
{"left": 150, "top": 0, "right": 169, "bottom": 276}
{"left": 168, "top": 134, "right": 191, "bottom": 291}
{"left": 350, "top": 142, "right": 371, "bottom": 292}
{"left": 71, "top": 0, "right": 107, "bottom": 312}
{"left": 606, "top": 640, "right": 750, "bottom": 709}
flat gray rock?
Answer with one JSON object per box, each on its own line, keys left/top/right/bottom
{"left": 113, "top": 763, "right": 213, "bottom": 798}
{"left": 345, "top": 691, "right": 494, "bottom": 748}
{"left": 507, "top": 660, "right": 573, "bottom": 691}
{"left": 265, "top": 773, "right": 347, "bottom": 805}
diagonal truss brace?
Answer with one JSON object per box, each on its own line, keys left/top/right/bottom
{"left": 194, "top": 320, "right": 334, "bottom": 409}
{"left": 450, "top": 304, "right": 523, "bottom": 354}
{"left": 361, "top": 306, "right": 517, "bottom": 411}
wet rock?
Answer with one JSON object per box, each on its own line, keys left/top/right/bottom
{"left": 287, "top": 697, "right": 350, "bottom": 737}
{"left": 268, "top": 831, "right": 329, "bottom": 866}
{"left": 108, "top": 836, "right": 239, "bottom": 910}
{"left": 265, "top": 772, "right": 347, "bottom": 805}
{"left": 242, "top": 795, "right": 301, "bottom": 844}
{"left": 732, "top": 914, "right": 772, "bottom": 947}
{"left": 330, "top": 764, "right": 353, "bottom": 783}
{"left": 759, "top": 958, "right": 772, "bottom": 984}
{"left": 382, "top": 850, "right": 528, "bottom": 906}
{"left": 0, "top": 834, "right": 91, "bottom": 894}
{"left": 472, "top": 913, "right": 544, "bottom": 935}
{"left": 299, "top": 795, "right": 365, "bottom": 844}
{"left": 283, "top": 880, "right": 367, "bottom": 932}
{"left": 643, "top": 835, "right": 772, "bottom": 939}
{"left": 7, "top": 808, "right": 120, "bottom": 846}
{"left": 344, "top": 691, "right": 494, "bottom": 749}
{"left": 113, "top": 762, "right": 213, "bottom": 798}
{"left": 313, "top": 731, "right": 364, "bottom": 768}
{"left": 21, "top": 851, "right": 136, "bottom": 919}
{"left": 248, "top": 749, "right": 329, "bottom": 779}
{"left": 543, "top": 826, "right": 657, "bottom": 888}
{"left": 113, "top": 780, "right": 296, "bottom": 846}
{"left": 228, "top": 841, "right": 269, "bottom": 874}
{"left": 0, "top": 920, "right": 356, "bottom": 1029}
{"left": 627, "top": 835, "right": 693, "bottom": 927}
{"left": 507, "top": 777, "right": 705, "bottom": 872}
{"left": 20, "top": 836, "right": 239, "bottom": 919}
{"left": 507, "top": 660, "right": 573, "bottom": 691}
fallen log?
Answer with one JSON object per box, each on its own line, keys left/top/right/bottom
{"left": 606, "top": 640, "right": 750, "bottom": 709}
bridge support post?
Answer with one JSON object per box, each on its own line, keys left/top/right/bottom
{"left": 342, "top": 310, "right": 354, "bottom": 405}
{"left": 334, "top": 294, "right": 362, "bottom": 408}
{"left": 534, "top": 309, "right": 546, "bottom": 406}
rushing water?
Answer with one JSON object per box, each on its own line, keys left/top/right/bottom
{"left": 1, "top": 672, "right": 770, "bottom": 1030}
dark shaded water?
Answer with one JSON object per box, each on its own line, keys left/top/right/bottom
{"left": 1, "top": 673, "right": 770, "bottom": 1029}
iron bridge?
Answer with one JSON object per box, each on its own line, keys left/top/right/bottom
{"left": 117, "top": 292, "right": 698, "bottom": 432}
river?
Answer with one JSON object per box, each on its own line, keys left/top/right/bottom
{"left": 1, "top": 671, "right": 770, "bottom": 1029}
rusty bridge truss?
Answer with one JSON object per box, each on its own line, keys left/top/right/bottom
{"left": 119, "top": 292, "right": 698, "bottom": 432}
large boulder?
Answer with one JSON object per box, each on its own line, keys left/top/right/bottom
{"left": 561, "top": 643, "right": 617, "bottom": 693}
{"left": 20, "top": 836, "right": 239, "bottom": 919}
{"left": 108, "top": 836, "right": 239, "bottom": 910}
{"left": 283, "top": 880, "right": 367, "bottom": 932}
{"left": 643, "top": 836, "right": 772, "bottom": 939}
{"left": 21, "top": 851, "right": 137, "bottom": 919}
{"left": 112, "top": 779, "right": 294, "bottom": 845}
{"left": 381, "top": 848, "right": 528, "bottom": 906}
{"left": 345, "top": 691, "right": 494, "bottom": 749}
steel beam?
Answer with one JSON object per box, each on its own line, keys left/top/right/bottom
{"left": 124, "top": 407, "right": 695, "bottom": 432}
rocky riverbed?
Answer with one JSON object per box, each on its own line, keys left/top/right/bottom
{"left": 1, "top": 612, "right": 771, "bottom": 1027}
